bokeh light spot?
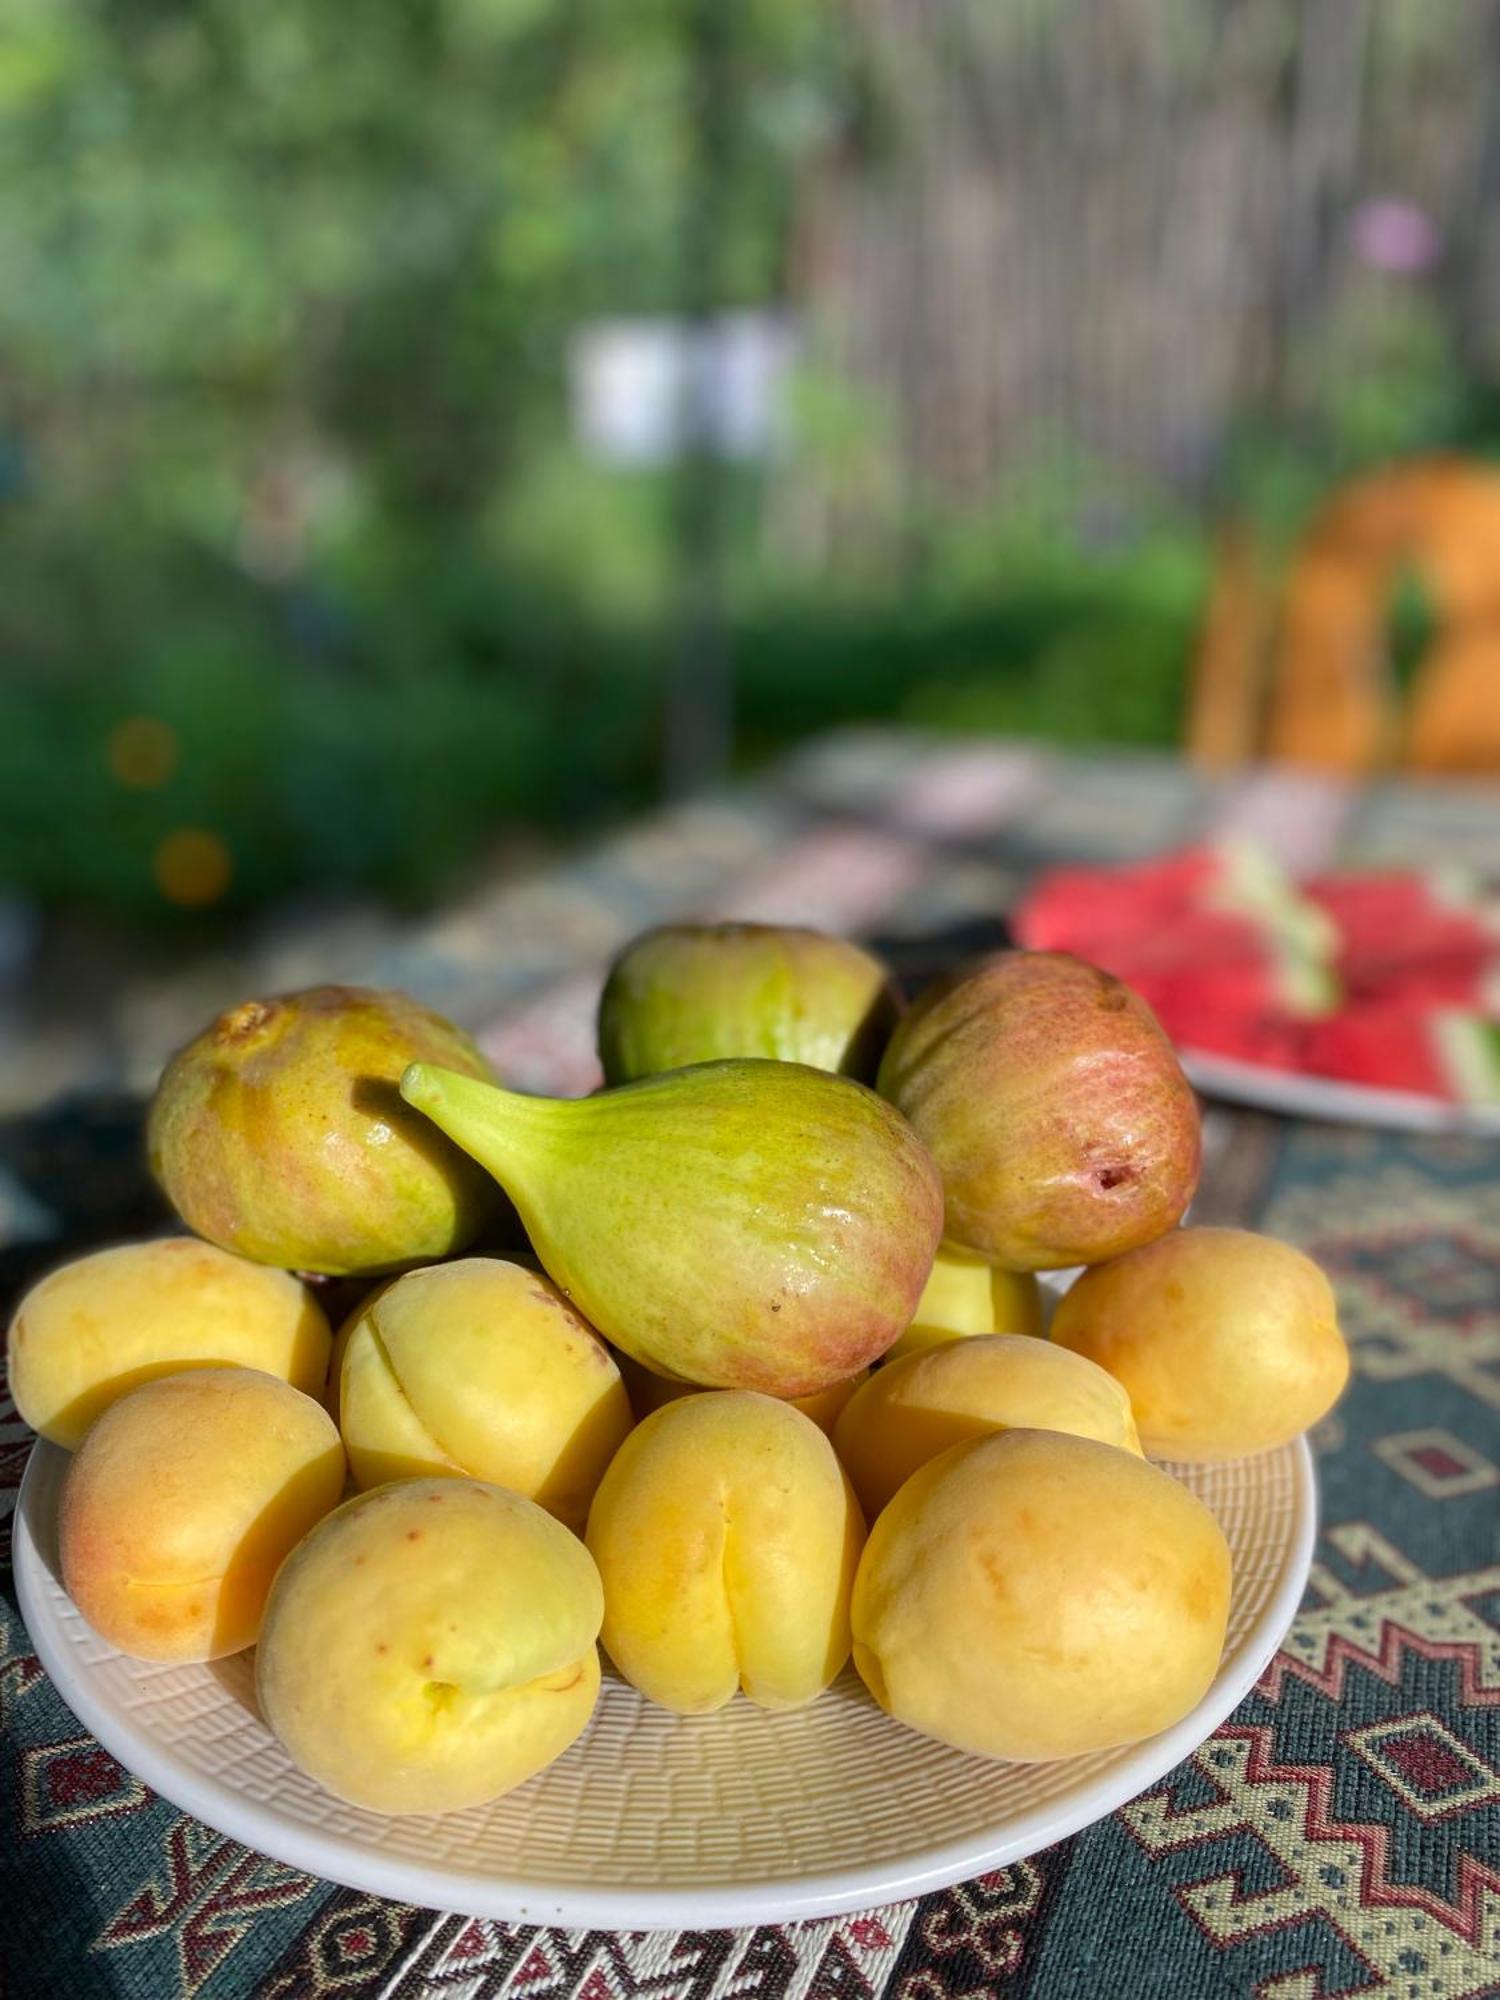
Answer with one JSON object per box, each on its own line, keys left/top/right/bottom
{"left": 108, "top": 716, "right": 179, "bottom": 789}
{"left": 154, "top": 828, "right": 232, "bottom": 907}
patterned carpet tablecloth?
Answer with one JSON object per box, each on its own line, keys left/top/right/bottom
{"left": 3, "top": 732, "right": 1499, "bottom": 2000}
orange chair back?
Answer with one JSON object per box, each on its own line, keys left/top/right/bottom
{"left": 1188, "top": 456, "right": 1500, "bottom": 777}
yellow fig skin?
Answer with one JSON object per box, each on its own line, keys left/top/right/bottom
{"left": 400, "top": 1058, "right": 944, "bottom": 1397}
{"left": 598, "top": 923, "right": 901, "bottom": 1085}
{"left": 148, "top": 986, "right": 499, "bottom": 1277}
{"left": 887, "top": 1247, "right": 1043, "bottom": 1361}
{"left": 878, "top": 952, "right": 1201, "bottom": 1271}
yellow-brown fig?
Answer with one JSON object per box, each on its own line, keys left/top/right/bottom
{"left": 852, "top": 1429, "right": 1231, "bottom": 1760}
{"left": 399, "top": 1058, "right": 943, "bottom": 1396}
{"left": 148, "top": 985, "right": 498, "bottom": 1276}
{"left": 878, "top": 951, "right": 1200, "bottom": 1270}
{"left": 598, "top": 922, "right": 900, "bottom": 1084}
{"left": 1050, "top": 1226, "right": 1349, "bottom": 1459}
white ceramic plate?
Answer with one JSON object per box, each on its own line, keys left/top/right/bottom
{"left": 1182, "top": 1049, "right": 1500, "bottom": 1134}
{"left": 14, "top": 1426, "right": 1315, "bottom": 1931}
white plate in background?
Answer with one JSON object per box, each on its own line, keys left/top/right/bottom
{"left": 1182, "top": 1049, "right": 1500, "bottom": 1135}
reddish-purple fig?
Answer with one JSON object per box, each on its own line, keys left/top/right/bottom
{"left": 877, "top": 952, "right": 1200, "bottom": 1270}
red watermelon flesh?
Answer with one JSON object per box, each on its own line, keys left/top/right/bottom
{"left": 1017, "top": 844, "right": 1334, "bottom": 966}
{"left": 1015, "top": 850, "right": 1230, "bottom": 952}
{"left": 1133, "top": 952, "right": 1330, "bottom": 1011}
{"left": 1302, "top": 869, "right": 1475, "bottom": 936}
{"left": 1016, "top": 847, "right": 1338, "bottom": 1073}
{"left": 1015, "top": 848, "right": 1500, "bottom": 1103}
{"left": 1298, "top": 1005, "right": 1453, "bottom": 1098}
{"left": 1346, "top": 950, "right": 1495, "bottom": 1009}
{"left": 1118, "top": 952, "right": 1330, "bottom": 1065}
{"left": 1304, "top": 872, "right": 1499, "bottom": 996}
{"left": 1135, "top": 987, "right": 1310, "bottom": 1068}
{"left": 1083, "top": 911, "right": 1299, "bottom": 975}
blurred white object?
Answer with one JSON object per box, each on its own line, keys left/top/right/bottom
{"left": 569, "top": 312, "right": 797, "bottom": 467}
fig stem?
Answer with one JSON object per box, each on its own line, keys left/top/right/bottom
{"left": 399, "top": 1064, "right": 560, "bottom": 1184}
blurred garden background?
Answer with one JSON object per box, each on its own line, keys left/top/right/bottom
{"left": 4, "top": 0, "right": 1500, "bottom": 963}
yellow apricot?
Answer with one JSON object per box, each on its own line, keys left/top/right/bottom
{"left": 834, "top": 1334, "right": 1141, "bottom": 1517}
{"left": 586, "top": 1391, "right": 864, "bottom": 1714}
{"left": 59, "top": 1368, "right": 345, "bottom": 1661}
{"left": 852, "top": 1429, "right": 1231, "bottom": 1760}
{"left": 337, "top": 1259, "right": 632, "bottom": 1533}
{"left": 257, "top": 1478, "right": 602, "bottom": 1815}
{"left": 1050, "top": 1227, "right": 1349, "bottom": 1460}
{"left": 9, "top": 1238, "right": 330, "bottom": 1450}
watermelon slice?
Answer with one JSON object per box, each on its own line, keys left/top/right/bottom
{"left": 1014, "top": 845, "right": 1500, "bottom": 1109}
{"left": 1123, "top": 955, "right": 1334, "bottom": 1041}
{"left": 1297, "top": 1005, "right": 1451, "bottom": 1097}
{"left": 1301, "top": 867, "right": 1481, "bottom": 938}
{"left": 1303, "top": 870, "right": 1500, "bottom": 1006}
{"left": 1345, "top": 948, "right": 1497, "bottom": 1010}
{"left": 1438, "top": 1016, "right": 1500, "bottom": 1106}
{"left": 1132, "top": 987, "right": 1311, "bottom": 1069}
{"left": 1015, "top": 842, "right": 1338, "bottom": 1071}
{"left": 1017, "top": 843, "right": 1335, "bottom": 963}
{"left": 1298, "top": 1006, "right": 1500, "bottom": 1104}
{"left": 1014, "top": 849, "right": 1232, "bottom": 952}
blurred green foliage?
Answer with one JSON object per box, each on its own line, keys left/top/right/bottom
{"left": 0, "top": 0, "right": 842, "bottom": 920}
{"left": 1, "top": 0, "right": 1495, "bottom": 928}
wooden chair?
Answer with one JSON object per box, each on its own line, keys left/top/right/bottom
{"left": 1187, "top": 456, "right": 1500, "bottom": 777}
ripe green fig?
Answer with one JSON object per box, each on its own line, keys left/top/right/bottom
{"left": 399, "top": 1058, "right": 944, "bottom": 1396}
{"left": 149, "top": 985, "right": 499, "bottom": 1277}
{"left": 597, "top": 923, "right": 900, "bottom": 1085}
{"left": 877, "top": 951, "right": 1201, "bottom": 1271}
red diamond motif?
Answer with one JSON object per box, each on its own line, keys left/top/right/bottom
{"left": 49, "top": 1747, "right": 123, "bottom": 1807}
{"left": 23, "top": 1738, "right": 149, "bottom": 1832}
{"left": 1410, "top": 1445, "right": 1470, "bottom": 1482}
{"left": 1381, "top": 1729, "right": 1480, "bottom": 1796}
{"left": 450, "top": 1919, "right": 489, "bottom": 1960}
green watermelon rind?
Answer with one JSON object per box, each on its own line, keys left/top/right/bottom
{"left": 1208, "top": 840, "right": 1340, "bottom": 962}
{"left": 1434, "top": 1015, "right": 1500, "bottom": 1107}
